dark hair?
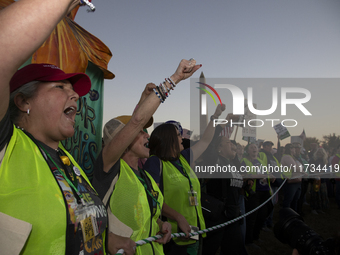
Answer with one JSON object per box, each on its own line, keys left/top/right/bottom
{"left": 9, "top": 81, "right": 39, "bottom": 124}
{"left": 284, "top": 143, "right": 293, "bottom": 155}
{"left": 149, "top": 124, "right": 181, "bottom": 161}
{"left": 182, "top": 138, "right": 191, "bottom": 150}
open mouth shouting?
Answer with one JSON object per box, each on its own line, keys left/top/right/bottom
{"left": 144, "top": 141, "right": 149, "bottom": 148}
{"left": 64, "top": 105, "right": 77, "bottom": 123}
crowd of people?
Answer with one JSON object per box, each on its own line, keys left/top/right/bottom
{"left": 0, "top": 0, "right": 339, "bottom": 255}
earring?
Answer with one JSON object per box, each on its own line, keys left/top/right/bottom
{"left": 27, "top": 109, "right": 30, "bottom": 116}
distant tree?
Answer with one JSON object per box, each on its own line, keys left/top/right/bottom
{"left": 304, "top": 137, "right": 320, "bottom": 152}
{"left": 322, "top": 133, "right": 340, "bottom": 152}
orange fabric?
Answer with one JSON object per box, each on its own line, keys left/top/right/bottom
{"left": 0, "top": 0, "right": 114, "bottom": 80}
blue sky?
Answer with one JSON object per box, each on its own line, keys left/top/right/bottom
{"left": 75, "top": 0, "right": 340, "bottom": 145}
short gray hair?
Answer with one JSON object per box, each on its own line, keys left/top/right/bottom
{"left": 9, "top": 81, "right": 40, "bottom": 124}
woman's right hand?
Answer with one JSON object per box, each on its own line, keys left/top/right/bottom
{"left": 107, "top": 232, "right": 136, "bottom": 255}
{"left": 177, "top": 214, "right": 191, "bottom": 239}
{"left": 171, "top": 59, "right": 202, "bottom": 84}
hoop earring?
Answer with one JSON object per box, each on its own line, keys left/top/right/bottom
{"left": 27, "top": 109, "right": 30, "bottom": 116}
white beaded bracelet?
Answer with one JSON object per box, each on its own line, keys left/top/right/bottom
{"left": 81, "top": 0, "right": 96, "bottom": 12}
{"left": 166, "top": 77, "right": 176, "bottom": 89}
{"left": 153, "top": 88, "right": 164, "bottom": 103}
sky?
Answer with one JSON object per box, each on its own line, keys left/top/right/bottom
{"left": 74, "top": 0, "right": 340, "bottom": 146}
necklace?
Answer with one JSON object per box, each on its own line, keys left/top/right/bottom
{"left": 16, "top": 125, "right": 59, "bottom": 152}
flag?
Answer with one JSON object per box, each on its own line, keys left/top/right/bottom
{"left": 299, "top": 129, "right": 306, "bottom": 141}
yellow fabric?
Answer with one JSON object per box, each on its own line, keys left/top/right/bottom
{"left": 0, "top": 126, "right": 98, "bottom": 254}
{"left": 241, "top": 157, "right": 275, "bottom": 194}
{"left": 162, "top": 155, "right": 206, "bottom": 245}
{"left": 258, "top": 152, "right": 280, "bottom": 168}
{"left": 110, "top": 159, "right": 164, "bottom": 255}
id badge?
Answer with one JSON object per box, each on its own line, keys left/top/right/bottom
{"left": 80, "top": 215, "right": 99, "bottom": 242}
{"left": 75, "top": 204, "right": 99, "bottom": 243}
{"left": 188, "top": 190, "right": 198, "bottom": 206}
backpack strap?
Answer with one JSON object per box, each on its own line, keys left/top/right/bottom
{"left": 102, "top": 164, "right": 133, "bottom": 238}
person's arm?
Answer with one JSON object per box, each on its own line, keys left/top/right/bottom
{"left": 190, "top": 104, "right": 226, "bottom": 163}
{"left": 102, "top": 59, "right": 201, "bottom": 172}
{"left": 276, "top": 136, "right": 282, "bottom": 162}
{"left": 0, "top": 0, "right": 80, "bottom": 121}
{"left": 162, "top": 203, "right": 191, "bottom": 238}
{"left": 136, "top": 83, "right": 156, "bottom": 108}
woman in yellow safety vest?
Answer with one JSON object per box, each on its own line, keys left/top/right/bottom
{"left": 0, "top": 1, "right": 109, "bottom": 254}
{"left": 92, "top": 59, "right": 201, "bottom": 255}
{"left": 144, "top": 104, "right": 226, "bottom": 255}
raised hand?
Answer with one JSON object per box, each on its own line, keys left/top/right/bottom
{"left": 213, "top": 104, "right": 226, "bottom": 117}
{"left": 171, "top": 58, "right": 202, "bottom": 84}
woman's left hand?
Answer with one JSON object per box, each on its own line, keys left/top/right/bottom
{"left": 155, "top": 221, "right": 172, "bottom": 244}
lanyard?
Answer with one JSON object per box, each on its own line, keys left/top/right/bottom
{"left": 23, "top": 130, "right": 85, "bottom": 206}
{"left": 58, "top": 149, "right": 78, "bottom": 188}
{"left": 174, "top": 161, "right": 194, "bottom": 191}
{"left": 39, "top": 145, "right": 85, "bottom": 205}
{"left": 135, "top": 168, "right": 161, "bottom": 213}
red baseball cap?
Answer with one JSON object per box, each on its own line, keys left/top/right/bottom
{"left": 10, "top": 63, "right": 91, "bottom": 97}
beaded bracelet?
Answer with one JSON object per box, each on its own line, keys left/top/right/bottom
{"left": 156, "top": 86, "right": 166, "bottom": 101}
{"left": 166, "top": 78, "right": 176, "bottom": 90}
{"left": 161, "top": 82, "right": 169, "bottom": 97}
{"left": 153, "top": 88, "right": 164, "bottom": 103}
{"left": 158, "top": 83, "right": 165, "bottom": 97}
{"left": 164, "top": 82, "right": 171, "bottom": 95}
{"left": 81, "top": 0, "right": 96, "bottom": 12}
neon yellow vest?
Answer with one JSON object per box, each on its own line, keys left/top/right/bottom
{"left": 258, "top": 151, "right": 290, "bottom": 180}
{"left": 241, "top": 157, "right": 278, "bottom": 195}
{"left": 110, "top": 159, "right": 164, "bottom": 255}
{"left": 258, "top": 152, "right": 280, "bottom": 168}
{"left": 162, "top": 155, "right": 206, "bottom": 245}
{"left": 0, "top": 126, "right": 97, "bottom": 254}
{"left": 241, "top": 157, "right": 263, "bottom": 176}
